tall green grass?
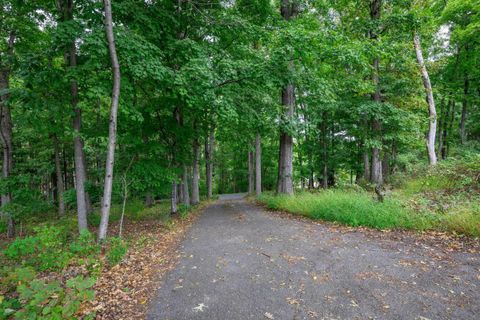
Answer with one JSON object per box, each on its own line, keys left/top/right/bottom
{"left": 258, "top": 191, "right": 435, "bottom": 231}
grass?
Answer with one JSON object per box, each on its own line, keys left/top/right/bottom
{"left": 258, "top": 191, "right": 435, "bottom": 231}
{"left": 258, "top": 156, "right": 480, "bottom": 237}
{"left": 258, "top": 188, "right": 479, "bottom": 237}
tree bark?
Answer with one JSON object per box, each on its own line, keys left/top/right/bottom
{"left": 369, "top": 0, "right": 383, "bottom": 186}
{"left": 277, "top": 83, "right": 295, "bottom": 195}
{"left": 181, "top": 165, "right": 190, "bottom": 206}
{"left": 144, "top": 193, "right": 154, "bottom": 207}
{"left": 321, "top": 111, "right": 328, "bottom": 189}
{"left": 277, "top": 0, "right": 297, "bottom": 195}
{"left": 205, "top": 131, "right": 214, "bottom": 198}
{"left": 460, "top": 75, "right": 469, "bottom": 144}
{"left": 57, "top": 0, "right": 90, "bottom": 231}
{"left": 446, "top": 99, "right": 455, "bottom": 157}
{"left": 363, "top": 150, "right": 370, "bottom": 181}
{"left": 248, "top": 149, "right": 254, "bottom": 194}
{"left": 413, "top": 31, "right": 437, "bottom": 165}
{"left": 171, "top": 181, "right": 177, "bottom": 214}
{"left": 98, "top": 0, "right": 121, "bottom": 241}
{"left": 53, "top": 135, "right": 66, "bottom": 216}
{"left": 437, "top": 98, "right": 445, "bottom": 159}
{"left": 255, "top": 133, "right": 262, "bottom": 196}
{"left": 191, "top": 138, "right": 200, "bottom": 205}
{"left": 0, "top": 33, "right": 15, "bottom": 237}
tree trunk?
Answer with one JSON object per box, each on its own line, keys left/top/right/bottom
{"left": 446, "top": 99, "right": 455, "bottom": 157}
{"left": 460, "top": 75, "right": 469, "bottom": 144}
{"left": 255, "top": 133, "right": 262, "bottom": 196}
{"left": 277, "top": 0, "right": 296, "bottom": 195}
{"left": 369, "top": 0, "right": 383, "bottom": 186}
{"left": 144, "top": 193, "right": 154, "bottom": 207}
{"left": 181, "top": 165, "right": 190, "bottom": 206}
{"left": 248, "top": 149, "right": 254, "bottom": 194}
{"left": 98, "top": 0, "right": 121, "bottom": 241}
{"left": 363, "top": 150, "right": 370, "bottom": 181}
{"left": 277, "top": 84, "right": 294, "bottom": 195}
{"left": 53, "top": 135, "right": 66, "bottom": 216}
{"left": 441, "top": 100, "right": 451, "bottom": 160}
{"left": 58, "top": 0, "right": 89, "bottom": 231}
{"left": 413, "top": 31, "right": 437, "bottom": 165}
{"left": 171, "top": 181, "right": 177, "bottom": 214}
{"left": 321, "top": 111, "right": 328, "bottom": 189}
{"left": 0, "top": 33, "right": 15, "bottom": 237}
{"left": 437, "top": 98, "right": 445, "bottom": 159}
{"left": 191, "top": 138, "right": 200, "bottom": 205}
{"left": 205, "top": 131, "right": 214, "bottom": 198}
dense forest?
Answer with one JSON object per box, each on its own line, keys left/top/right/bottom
{"left": 0, "top": 0, "right": 479, "bottom": 318}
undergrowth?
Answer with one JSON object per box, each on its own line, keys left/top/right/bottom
{"left": 258, "top": 156, "right": 480, "bottom": 237}
{"left": 0, "top": 199, "right": 200, "bottom": 319}
{"left": 258, "top": 191, "right": 435, "bottom": 231}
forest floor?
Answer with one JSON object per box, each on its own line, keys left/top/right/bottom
{"left": 147, "top": 194, "right": 480, "bottom": 320}
{"left": 81, "top": 204, "right": 207, "bottom": 319}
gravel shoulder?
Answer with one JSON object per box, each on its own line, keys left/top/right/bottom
{"left": 147, "top": 196, "right": 480, "bottom": 320}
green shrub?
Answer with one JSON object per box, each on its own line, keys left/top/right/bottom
{"left": 69, "top": 230, "right": 99, "bottom": 258}
{"left": 106, "top": 237, "right": 128, "bottom": 266}
{"left": 4, "top": 226, "right": 72, "bottom": 271}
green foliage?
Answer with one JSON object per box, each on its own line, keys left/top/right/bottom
{"left": 69, "top": 230, "right": 99, "bottom": 257}
{"left": 106, "top": 237, "right": 128, "bottom": 266}
{"left": 0, "top": 268, "right": 95, "bottom": 320}
{"left": 4, "top": 226, "right": 71, "bottom": 271}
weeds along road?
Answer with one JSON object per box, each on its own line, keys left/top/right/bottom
{"left": 148, "top": 194, "right": 480, "bottom": 320}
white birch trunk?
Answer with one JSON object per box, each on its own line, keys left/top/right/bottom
{"left": 413, "top": 32, "right": 437, "bottom": 165}
{"left": 98, "top": 0, "right": 121, "bottom": 241}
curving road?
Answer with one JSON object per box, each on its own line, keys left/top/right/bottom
{"left": 147, "top": 195, "right": 480, "bottom": 320}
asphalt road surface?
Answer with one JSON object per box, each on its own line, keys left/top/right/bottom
{"left": 147, "top": 195, "right": 480, "bottom": 320}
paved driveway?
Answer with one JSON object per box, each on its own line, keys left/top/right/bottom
{"left": 148, "top": 197, "right": 480, "bottom": 319}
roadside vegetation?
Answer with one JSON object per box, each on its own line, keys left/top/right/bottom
{"left": 259, "top": 154, "right": 480, "bottom": 237}
{"left": 0, "top": 201, "right": 200, "bottom": 319}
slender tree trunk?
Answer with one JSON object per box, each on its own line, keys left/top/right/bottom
{"left": 321, "top": 111, "right": 328, "bottom": 189}
{"left": 205, "top": 131, "right": 214, "bottom": 198}
{"left": 248, "top": 149, "right": 254, "bottom": 194}
{"left": 191, "top": 138, "right": 200, "bottom": 205}
{"left": 447, "top": 99, "right": 455, "bottom": 157}
{"left": 369, "top": 0, "right": 383, "bottom": 185}
{"left": 363, "top": 150, "right": 370, "bottom": 181}
{"left": 58, "top": 0, "right": 90, "bottom": 231}
{"left": 370, "top": 58, "right": 383, "bottom": 184}
{"left": 171, "top": 181, "right": 177, "bottom": 214}
{"left": 277, "top": 0, "right": 296, "bottom": 195}
{"left": 441, "top": 100, "right": 450, "bottom": 160}
{"left": 181, "top": 165, "right": 190, "bottom": 206}
{"left": 413, "top": 31, "right": 437, "bottom": 165}
{"left": 255, "top": 133, "right": 262, "bottom": 196}
{"left": 0, "top": 33, "right": 15, "bottom": 237}
{"left": 277, "top": 85, "right": 294, "bottom": 195}
{"left": 53, "top": 135, "right": 66, "bottom": 216}
{"left": 460, "top": 75, "right": 469, "bottom": 144}
{"left": 98, "top": 0, "right": 121, "bottom": 241}
{"left": 144, "top": 193, "right": 154, "bottom": 207}
{"left": 118, "top": 176, "right": 128, "bottom": 238}
{"left": 437, "top": 97, "right": 445, "bottom": 159}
